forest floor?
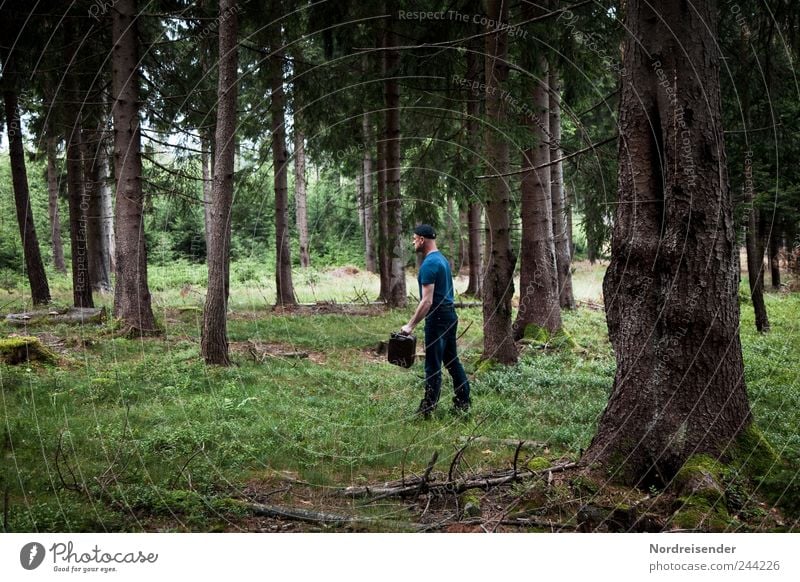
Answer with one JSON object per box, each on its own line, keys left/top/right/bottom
{"left": 0, "top": 261, "right": 798, "bottom": 532}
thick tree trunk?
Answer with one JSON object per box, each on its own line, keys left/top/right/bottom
{"left": 549, "top": 69, "right": 575, "bottom": 310}
{"left": 582, "top": 0, "right": 752, "bottom": 486}
{"left": 464, "top": 36, "right": 483, "bottom": 298}
{"left": 111, "top": 0, "right": 157, "bottom": 333}
{"left": 201, "top": 0, "right": 238, "bottom": 365}
{"left": 3, "top": 88, "right": 51, "bottom": 304}
{"left": 63, "top": 29, "right": 94, "bottom": 309}
{"left": 482, "top": 0, "right": 517, "bottom": 364}
{"left": 383, "top": 16, "right": 407, "bottom": 308}
{"left": 46, "top": 136, "right": 67, "bottom": 274}
{"left": 270, "top": 18, "right": 296, "bottom": 306}
{"left": 294, "top": 129, "right": 310, "bottom": 269}
{"left": 362, "top": 113, "right": 377, "bottom": 273}
{"left": 514, "top": 55, "right": 561, "bottom": 340}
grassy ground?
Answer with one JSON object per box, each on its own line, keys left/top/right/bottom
{"left": 0, "top": 262, "right": 797, "bottom": 532}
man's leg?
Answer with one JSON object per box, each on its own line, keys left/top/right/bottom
{"left": 420, "top": 318, "right": 445, "bottom": 415}
{"left": 442, "top": 314, "right": 471, "bottom": 410}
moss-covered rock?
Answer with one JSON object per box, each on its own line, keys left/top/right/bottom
{"left": 0, "top": 336, "right": 57, "bottom": 365}
{"left": 459, "top": 492, "right": 482, "bottom": 517}
{"left": 672, "top": 495, "right": 731, "bottom": 532}
{"left": 672, "top": 454, "right": 727, "bottom": 505}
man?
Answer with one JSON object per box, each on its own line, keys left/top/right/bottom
{"left": 401, "top": 224, "right": 471, "bottom": 417}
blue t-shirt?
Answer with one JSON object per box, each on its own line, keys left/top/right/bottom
{"left": 418, "top": 251, "right": 454, "bottom": 309}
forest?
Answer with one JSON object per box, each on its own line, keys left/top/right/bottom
{"left": 0, "top": 0, "right": 798, "bottom": 534}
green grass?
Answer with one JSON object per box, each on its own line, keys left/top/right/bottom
{"left": 1, "top": 264, "right": 798, "bottom": 531}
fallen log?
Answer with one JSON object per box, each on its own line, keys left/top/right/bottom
{"left": 5, "top": 307, "right": 105, "bottom": 327}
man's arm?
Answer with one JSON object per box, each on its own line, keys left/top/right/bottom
{"left": 401, "top": 284, "right": 434, "bottom": 334}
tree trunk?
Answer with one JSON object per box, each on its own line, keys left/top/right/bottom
{"left": 376, "top": 120, "right": 390, "bottom": 300}
{"left": 99, "top": 144, "right": 116, "bottom": 274}
{"left": 111, "top": 0, "right": 157, "bottom": 333}
{"left": 201, "top": 129, "right": 213, "bottom": 248}
{"left": 82, "top": 123, "right": 111, "bottom": 292}
{"left": 383, "top": 13, "right": 406, "bottom": 308}
{"left": 3, "top": 87, "right": 51, "bottom": 304}
{"left": 549, "top": 68, "right": 575, "bottom": 310}
{"left": 270, "top": 14, "right": 296, "bottom": 306}
{"left": 514, "top": 54, "right": 561, "bottom": 340}
{"left": 46, "top": 136, "right": 67, "bottom": 274}
{"left": 582, "top": 0, "right": 752, "bottom": 486}
{"left": 294, "top": 129, "right": 310, "bottom": 269}
{"left": 482, "top": 0, "right": 517, "bottom": 364}
{"left": 201, "top": 0, "right": 238, "bottom": 365}
{"left": 464, "top": 36, "right": 482, "bottom": 298}
{"left": 769, "top": 229, "right": 781, "bottom": 289}
{"left": 744, "top": 180, "right": 769, "bottom": 332}
{"left": 362, "top": 113, "right": 377, "bottom": 273}
{"left": 63, "top": 27, "right": 93, "bottom": 309}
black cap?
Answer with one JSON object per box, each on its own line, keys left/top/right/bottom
{"left": 413, "top": 224, "right": 436, "bottom": 239}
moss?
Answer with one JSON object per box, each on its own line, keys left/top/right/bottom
{"left": 549, "top": 328, "right": 578, "bottom": 349}
{"left": 459, "top": 492, "right": 482, "bottom": 517}
{"left": 0, "top": 336, "right": 57, "bottom": 365}
{"left": 672, "top": 495, "right": 731, "bottom": 532}
{"left": 571, "top": 473, "right": 601, "bottom": 495}
{"left": 733, "top": 424, "right": 779, "bottom": 479}
{"left": 522, "top": 324, "right": 549, "bottom": 344}
{"left": 526, "top": 456, "right": 551, "bottom": 472}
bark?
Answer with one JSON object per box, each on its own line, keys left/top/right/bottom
{"left": 482, "top": 0, "right": 517, "bottom": 364}
{"left": 549, "top": 68, "right": 575, "bottom": 309}
{"left": 362, "top": 113, "right": 377, "bottom": 273}
{"left": 3, "top": 87, "right": 51, "bottom": 304}
{"left": 514, "top": 54, "right": 561, "bottom": 340}
{"left": 201, "top": 0, "right": 238, "bottom": 365}
{"left": 6, "top": 307, "right": 105, "bottom": 327}
{"left": 294, "top": 129, "right": 310, "bottom": 268}
{"left": 383, "top": 13, "right": 407, "bottom": 308}
{"left": 46, "top": 136, "right": 67, "bottom": 273}
{"left": 582, "top": 0, "right": 752, "bottom": 486}
{"left": 270, "top": 17, "right": 296, "bottom": 306}
{"left": 63, "top": 26, "right": 94, "bottom": 309}
{"left": 111, "top": 0, "right": 157, "bottom": 333}
{"left": 464, "top": 36, "right": 483, "bottom": 297}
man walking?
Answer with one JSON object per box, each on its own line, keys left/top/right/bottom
{"left": 401, "top": 224, "right": 471, "bottom": 417}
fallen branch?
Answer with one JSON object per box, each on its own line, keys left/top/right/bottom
{"left": 5, "top": 307, "right": 105, "bottom": 327}
{"left": 457, "top": 436, "right": 549, "bottom": 450}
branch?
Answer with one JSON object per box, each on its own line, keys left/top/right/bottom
{"left": 476, "top": 135, "right": 617, "bottom": 179}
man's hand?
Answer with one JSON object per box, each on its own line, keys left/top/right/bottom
{"left": 400, "top": 324, "right": 414, "bottom": 335}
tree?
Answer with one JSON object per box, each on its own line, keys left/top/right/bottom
{"left": 381, "top": 9, "right": 407, "bottom": 308}
{"left": 513, "top": 53, "right": 561, "bottom": 340}
{"left": 464, "top": 44, "right": 483, "bottom": 298}
{"left": 2, "top": 67, "right": 51, "bottom": 305}
{"left": 362, "top": 112, "right": 377, "bottom": 273}
{"left": 111, "top": 0, "right": 157, "bottom": 334}
{"left": 294, "top": 126, "right": 310, "bottom": 269}
{"left": 582, "top": 0, "right": 752, "bottom": 485}
{"left": 63, "top": 21, "right": 94, "bottom": 309}
{"left": 482, "top": 0, "right": 517, "bottom": 364}
{"left": 270, "top": 1, "right": 296, "bottom": 306}
{"left": 202, "top": 0, "right": 239, "bottom": 365}
{"left": 549, "top": 68, "right": 575, "bottom": 309}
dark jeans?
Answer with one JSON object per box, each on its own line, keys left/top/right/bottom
{"left": 423, "top": 306, "right": 471, "bottom": 408}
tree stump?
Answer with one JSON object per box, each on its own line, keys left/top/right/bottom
{"left": 0, "top": 336, "right": 57, "bottom": 365}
